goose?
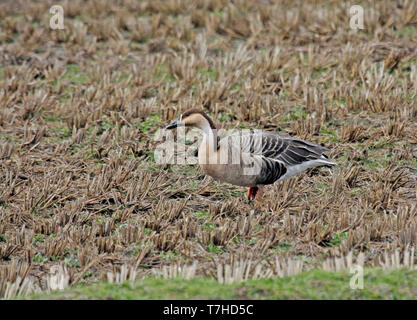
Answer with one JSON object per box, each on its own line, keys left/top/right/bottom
{"left": 165, "top": 109, "right": 337, "bottom": 200}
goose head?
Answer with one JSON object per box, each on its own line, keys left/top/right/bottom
{"left": 165, "top": 109, "right": 216, "bottom": 134}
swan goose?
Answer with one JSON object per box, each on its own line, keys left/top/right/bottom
{"left": 165, "top": 109, "right": 336, "bottom": 200}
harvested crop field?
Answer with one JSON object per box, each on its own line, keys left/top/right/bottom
{"left": 0, "top": 0, "right": 417, "bottom": 298}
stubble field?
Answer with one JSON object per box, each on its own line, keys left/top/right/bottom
{"left": 0, "top": 0, "right": 417, "bottom": 298}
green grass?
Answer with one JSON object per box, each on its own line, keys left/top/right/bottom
{"left": 328, "top": 231, "right": 348, "bottom": 246}
{"left": 64, "top": 64, "right": 89, "bottom": 84}
{"left": 32, "top": 253, "right": 49, "bottom": 263}
{"left": 25, "top": 268, "right": 417, "bottom": 300}
{"left": 191, "top": 211, "right": 210, "bottom": 219}
{"left": 135, "top": 114, "right": 162, "bottom": 133}
{"left": 281, "top": 106, "right": 308, "bottom": 122}
{"left": 395, "top": 26, "right": 416, "bottom": 37}
{"left": 198, "top": 68, "right": 217, "bottom": 81}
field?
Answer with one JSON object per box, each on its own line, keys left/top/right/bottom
{"left": 0, "top": 0, "right": 417, "bottom": 299}
{"left": 26, "top": 269, "right": 417, "bottom": 300}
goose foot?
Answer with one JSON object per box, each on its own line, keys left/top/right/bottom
{"left": 247, "top": 186, "right": 263, "bottom": 201}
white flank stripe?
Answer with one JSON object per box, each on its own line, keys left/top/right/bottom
{"left": 275, "top": 158, "right": 336, "bottom": 183}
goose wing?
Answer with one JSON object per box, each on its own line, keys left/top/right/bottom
{"left": 222, "top": 130, "right": 335, "bottom": 185}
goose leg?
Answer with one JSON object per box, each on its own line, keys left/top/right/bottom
{"left": 255, "top": 187, "right": 263, "bottom": 200}
{"left": 247, "top": 186, "right": 259, "bottom": 201}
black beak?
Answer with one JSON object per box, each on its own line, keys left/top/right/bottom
{"left": 165, "top": 120, "right": 178, "bottom": 130}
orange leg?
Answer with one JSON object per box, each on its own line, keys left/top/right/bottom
{"left": 255, "top": 187, "right": 263, "bottom": 200}
{"left": 248, "top": 187, "right": 257, "bottom": 200}
{"left": 248, "top": 187, "right": 262, "bottom": 201}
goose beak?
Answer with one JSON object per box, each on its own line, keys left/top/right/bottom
{"left": 165, "top": 120, "right": 179, "bottom": 130}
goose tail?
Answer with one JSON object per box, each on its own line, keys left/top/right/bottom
{"left": 319, "top": 155, "right": 337, "bottom": 166}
